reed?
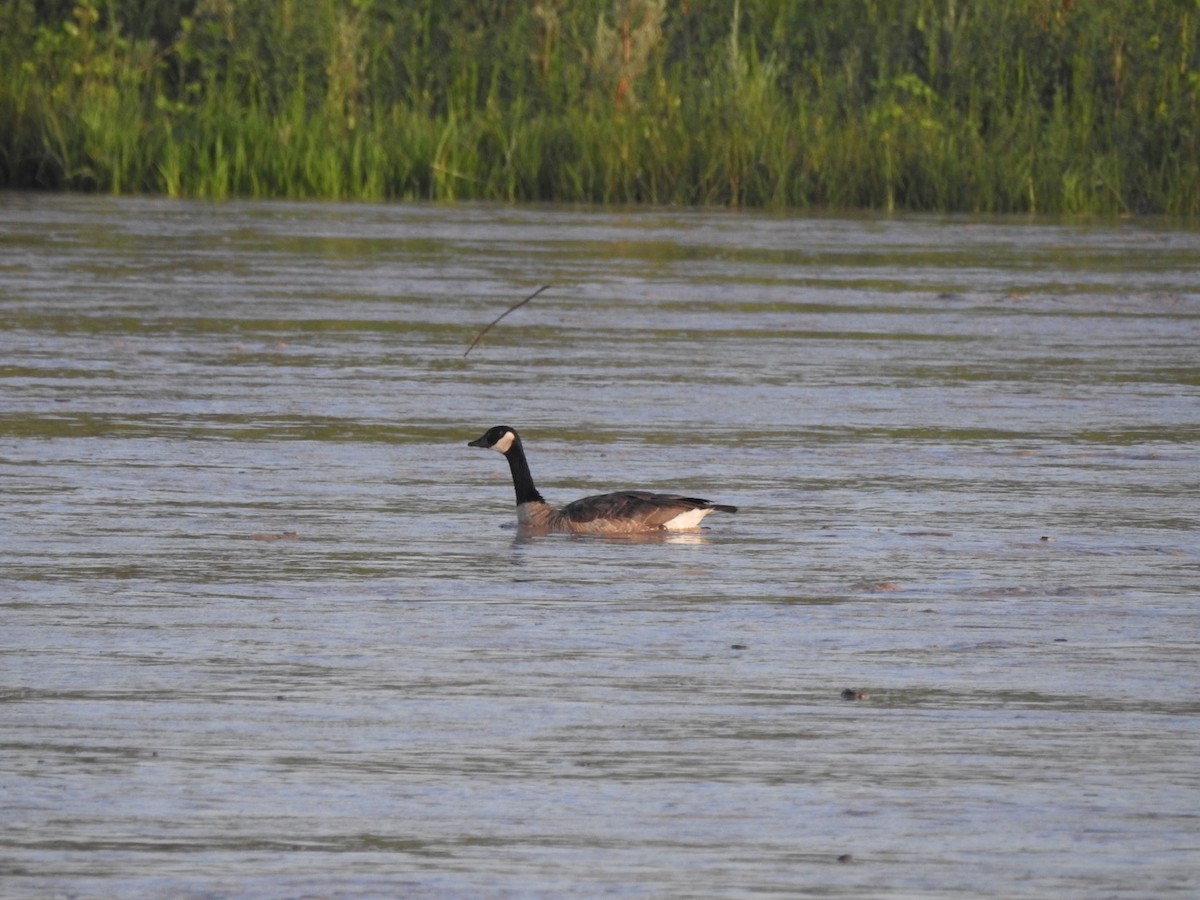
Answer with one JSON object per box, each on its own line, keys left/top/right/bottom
{"left": 1, "top": 0, "right": 1196, "bottom": 214}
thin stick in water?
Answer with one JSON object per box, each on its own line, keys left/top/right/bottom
{"left": 464, "top": 285, "right": 551, "bottom": 358}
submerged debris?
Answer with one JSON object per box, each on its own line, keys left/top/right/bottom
{"left": 250, "top": 531, "right": 300, "bottom": 541}
{"left": 849, "top": 581, "right": 899, "bottom": 592}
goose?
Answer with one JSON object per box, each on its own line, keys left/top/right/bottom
{"left": 467, "top": 425, "right": 737, "bottom": 534}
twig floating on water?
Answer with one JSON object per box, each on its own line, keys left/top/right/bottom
{"left": 464, "top": 285, "right": 551, "bottom": 358}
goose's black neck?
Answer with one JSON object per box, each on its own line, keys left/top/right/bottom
{"left": 503, "top": 435, "right": 546, "bottom": 506}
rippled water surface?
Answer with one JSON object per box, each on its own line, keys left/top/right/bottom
{"left": 2, "top": 194, "right": 1198, "bottom": 897}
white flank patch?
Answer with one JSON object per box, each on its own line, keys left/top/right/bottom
{"left": 492, "top": 430, "right": 516, "bottom": 453}
{"left": 662, "top": 507, "right": 712, "bottom": 531}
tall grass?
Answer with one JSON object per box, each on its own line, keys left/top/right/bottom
{"left": 1, "top": 0, "right": 1197, "bottom": 213}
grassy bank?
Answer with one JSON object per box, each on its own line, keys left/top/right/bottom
{"left": 1, "top": 0, "right": 1197, "bottom": 213}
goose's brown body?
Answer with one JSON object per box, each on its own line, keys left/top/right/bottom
{"left": 468, "top": 426, "right": 736, "bottom": 534}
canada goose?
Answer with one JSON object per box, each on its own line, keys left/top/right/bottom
{"left": 468, "top": 425, "right": 737, "bottom": 534}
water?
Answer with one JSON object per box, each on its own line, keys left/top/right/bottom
{"left": 2, "top": 194, "right": 1198, "bottom": 897}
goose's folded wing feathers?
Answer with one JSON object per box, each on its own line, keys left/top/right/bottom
{"left": 558, "top": 490, "right": 730, "bottom": 527}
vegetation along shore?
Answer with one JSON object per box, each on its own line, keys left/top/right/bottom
{"left": 1, "top": 0, "right": 1197, "bottom": 213}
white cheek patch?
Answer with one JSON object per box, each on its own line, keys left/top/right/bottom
{"left": 492, "top": 430, "right": 516, "bottom": 453}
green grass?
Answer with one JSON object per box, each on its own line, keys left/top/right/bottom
{"left": 1, "top": 0, "right": 1197, "bottom": 213}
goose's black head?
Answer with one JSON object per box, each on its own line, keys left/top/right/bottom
{"left": 468, "top": 425, "right": 519, "bottom": 454}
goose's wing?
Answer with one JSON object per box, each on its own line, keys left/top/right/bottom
{"left": 558, "top": 490, "right": 733, "bottom": 529}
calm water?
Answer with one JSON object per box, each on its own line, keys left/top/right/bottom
{"left": 2, "top": 194, "right": 1198, "bottom": 897}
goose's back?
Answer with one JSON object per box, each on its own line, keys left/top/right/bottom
{"left": 555, "top": 490, "right": 735, "bottom": 533}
